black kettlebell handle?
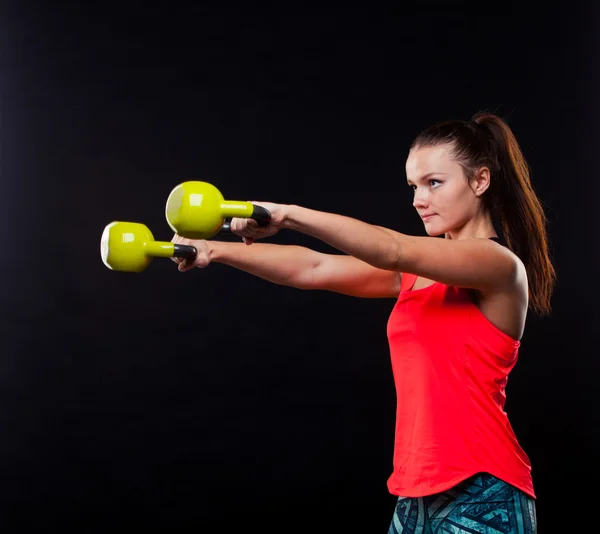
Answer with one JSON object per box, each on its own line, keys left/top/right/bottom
{"left": 218, "top": 205, "right": 271, "bottom": 235}
{"left": 250, "top": 205, "right": 271, "bottom": 226}
{"left": 173, "top": 244, "right": 198, "bottom": 259}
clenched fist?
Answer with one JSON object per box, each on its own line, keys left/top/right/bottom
{"left": 229, "top": 201, "right": 288, "bottom": 245}
{"left": 170, "top": 235, "right": 211, "bottom": 272}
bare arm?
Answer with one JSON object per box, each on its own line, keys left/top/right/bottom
{"left": 207, "top": 241, "right": 400, "bottom": 298}
{"left": 281, "top": 205, "right": 522, "bottom": 293}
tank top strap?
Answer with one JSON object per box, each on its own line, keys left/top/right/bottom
{"left": 400, "top": 272, "right": 418, "bottom": 293}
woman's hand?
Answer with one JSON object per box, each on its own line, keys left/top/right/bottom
{"left": 230, "top": 201, "right": 288, "bottom": 245}
{"left": 170, "top": 235, "right": 211, "bottom": 272}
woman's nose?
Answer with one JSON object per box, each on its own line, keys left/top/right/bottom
{"left": 412, "top": 188, "right": 429, "bottom": 209}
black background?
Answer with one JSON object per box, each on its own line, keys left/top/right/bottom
{"left": 1, "top": 4, "right": 598, "bottom": 533}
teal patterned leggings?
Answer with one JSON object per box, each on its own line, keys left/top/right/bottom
{"left": 388, "top": 473, "right": 537, "bottom": 533}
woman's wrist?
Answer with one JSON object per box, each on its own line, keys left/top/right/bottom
{"left": 206, "top": 239, "right": 223, "bottom": 262}
{"left": 280, "top": 204, "right": 304, "bottom": 231}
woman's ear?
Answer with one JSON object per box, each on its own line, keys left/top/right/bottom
{"left": 471, "top": 166, "right": 491, "bottom": 197}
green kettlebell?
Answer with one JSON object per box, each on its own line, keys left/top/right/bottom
{"left": 165, "top": 181, "right": 271, "bottom": 239}
{"left": 100, "top": 221, "right": 197, "bottom": 272}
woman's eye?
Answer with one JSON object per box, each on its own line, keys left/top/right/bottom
{"left": 411, "top": 180, "right": 441, "bottom": 191}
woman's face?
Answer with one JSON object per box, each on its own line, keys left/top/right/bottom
{"left": 406, "top": 144, "right": 486, "bottom": 237}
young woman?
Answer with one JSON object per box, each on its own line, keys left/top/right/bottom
{"left": 172, "top": 112, "right": 555, "bottom": 533}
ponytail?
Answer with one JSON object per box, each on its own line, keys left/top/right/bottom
{"left": 472, "top": 113, "right": 556, "bottom": 315}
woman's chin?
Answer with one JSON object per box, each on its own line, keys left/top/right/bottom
{"left": 424, "top": 224, "right": 446, "bottom": 237}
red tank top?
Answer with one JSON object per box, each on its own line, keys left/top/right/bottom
{"left": 386, "top": 272, "right": 535, "bottom": 499}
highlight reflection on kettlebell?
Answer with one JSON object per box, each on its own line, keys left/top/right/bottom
{"left": 100, "top": 221, "right": 198, "bottom": 273}
{"left": 165, "top": 181, "right": 271, "bottom": 239}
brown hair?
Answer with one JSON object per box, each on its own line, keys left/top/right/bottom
{"left": 411, "top": 112, "right": 556, "bottom": 315}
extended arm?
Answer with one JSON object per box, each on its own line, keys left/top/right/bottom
{"left": 175, "top": 238, "right": 400, "bottom": 298}
{"left": 234, "top": 204, "right": 522, "bottom": 292}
